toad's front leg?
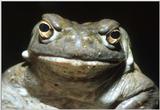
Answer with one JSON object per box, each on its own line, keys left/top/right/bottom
{"left": 116, "top": 88, "right": 159, "bottom": 109}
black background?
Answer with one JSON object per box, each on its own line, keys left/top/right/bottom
{"left": 2, "top": 2, "right": 159, "bottom": 86}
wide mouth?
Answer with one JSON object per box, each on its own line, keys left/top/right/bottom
{"left": 22, "top": 50, "right": 122, "bottom": 78}
{"left": 38, "top": 55, "right": 115, "bottom": 66}
{"left": 22, "top": 50, "right": 122, "bottom": 66}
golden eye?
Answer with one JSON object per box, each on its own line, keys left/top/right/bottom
{"left": 107, "top": 29, "right": 121, "bottom": 44}
{"left": 39, "top": 21, "right": 53, "bottom": 39}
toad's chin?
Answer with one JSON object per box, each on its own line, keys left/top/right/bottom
{"left": 22, "top": 50, "right": 120, "bottom": 79}
{"left": 38, "top": 56, "right": 120, "bottom": 78}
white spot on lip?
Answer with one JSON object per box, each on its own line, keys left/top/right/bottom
{"left": 38, "top": 56, "right": 109, "bottom": 66}
{"left": 22, "top": 50, "right": 29, "bottom": 59}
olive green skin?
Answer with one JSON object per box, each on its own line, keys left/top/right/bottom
{"left": 2, "top": 13, "right": 159, "bottom": 109}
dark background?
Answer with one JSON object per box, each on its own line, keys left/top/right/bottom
{"left": 2, "top": 2, "right": 159, "bottom": 86}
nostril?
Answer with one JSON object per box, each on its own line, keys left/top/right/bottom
{"left": 54, "top": 83, "right": 59, "bottom": 87}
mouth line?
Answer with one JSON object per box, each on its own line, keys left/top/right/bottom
{"left": 38, "top": 55, "right": 118, "bottom": 66}
{"left": 24, "top": 50, "right": 121, "bottom": 66}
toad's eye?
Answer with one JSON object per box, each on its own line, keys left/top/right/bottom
{"left": 39, "top": 21, "right": 54, "bottom": 39}
{"left": 106, "top": 29, "right": 121, "bottom": 44}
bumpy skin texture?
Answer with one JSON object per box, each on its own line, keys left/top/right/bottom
{"left": 2, "top": 13, "right": 159, "bottom": 109}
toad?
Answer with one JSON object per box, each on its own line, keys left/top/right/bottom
{"left": 2, "top": 13, "right": 159, "bottom": 109}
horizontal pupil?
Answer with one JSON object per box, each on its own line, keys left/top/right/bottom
{"left": 39, "top": 23, "right": 49, "bottom": 32}
{"left": 111, "top": 31, "right": 120, "bottom": 39}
